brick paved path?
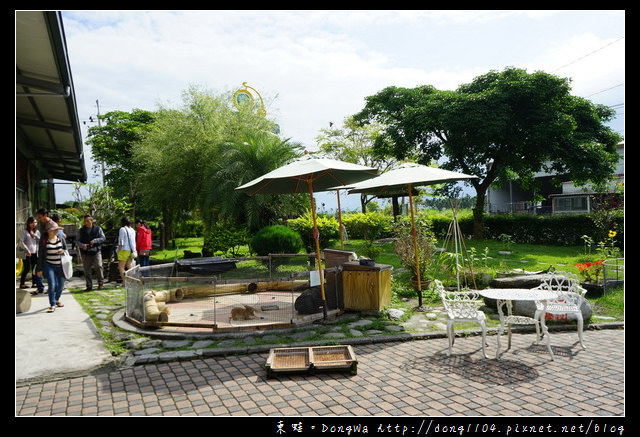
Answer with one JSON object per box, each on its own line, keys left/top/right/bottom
{"left": 16, "top": 328, "right": 624, "bottom": 419}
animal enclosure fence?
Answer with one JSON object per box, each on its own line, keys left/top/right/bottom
{"left": 123, "top": 254, "right": 342, "bottom": 331}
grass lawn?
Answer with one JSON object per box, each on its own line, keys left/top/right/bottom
{"left": 151, "top": 236, "right": 620, "bottom": 281}
{"left": 152, "top": 238, "right": 210, "bottom": 261}
{"left": 147, "top": 236, "right": 623, "bottom": 321}
{"left": 68, "top": 235, "right": 622, "bottom": 356}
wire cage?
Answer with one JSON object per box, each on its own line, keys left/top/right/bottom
{"left": 123, "top": 254, "right": 342, "bottom": 332}
{"left": 603, "top": 258, "right": 624, "bottom": 294}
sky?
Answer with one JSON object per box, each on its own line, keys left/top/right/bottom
{"left": 56, "top": 10, "right": 625, "bottom": 212}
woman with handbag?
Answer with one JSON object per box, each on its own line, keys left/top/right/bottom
{"left": 117, "top": 217, "right": 137, "bottom": 283}
{"left": 135, "top": 219, "right": 152, "bottom": 272}
{"left": 35, "top": 220, "right": 67, "bottom": 313}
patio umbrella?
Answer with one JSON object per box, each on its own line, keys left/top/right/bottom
{"left": 235, "top": 155, "right": 378, "bottom": 318}
{"left": 348, "top": 162, "right": 477, "bottom": 305}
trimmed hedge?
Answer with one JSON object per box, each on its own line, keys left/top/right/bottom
{"left": 341, "top": 212, "right": 393, "bottom": 240}
{"left": 287, "top": 213, "right": 340, "bottom": 252}
{"left": 431, "top": 213, "right": 623, "bottom": 247}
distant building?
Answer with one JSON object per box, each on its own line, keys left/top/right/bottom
{"left": 486, "top": 141, "right": 624, "bottom": 215}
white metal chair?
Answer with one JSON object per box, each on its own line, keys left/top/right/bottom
{"left": 437, "top": 280, "right": 488, "bottom": 358}
{"left": 534, "top": 271, "right": 587, "bottom": 349}
{"left": 491, "top": 291, "right": 554, "bottom": 360}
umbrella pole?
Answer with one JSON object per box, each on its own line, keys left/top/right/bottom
{"left": 336, "top": 190, "right": 344, "bottom": 250}
{"left": 308, "top": 180, "right": 328, "bottom": 320}
{"left": 408, "top": 184, "right": 423, "bottom": 309}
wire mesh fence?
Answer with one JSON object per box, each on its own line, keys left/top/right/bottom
{"left": 602, "top": 258, "right": 624, "bottom": 294}
{"left": 124, "top": 254, "right": 342, "bottom": 331}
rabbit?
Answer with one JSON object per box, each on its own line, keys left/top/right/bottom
{"left": 229, "top": 305, "right": 257, "bottom": 321}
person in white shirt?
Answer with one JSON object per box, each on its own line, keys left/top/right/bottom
{"left": 20, "top": 216, "right": 45, "bottom": 293}
{"left": 117, "top": 216, "right": 137, "bottom": 283}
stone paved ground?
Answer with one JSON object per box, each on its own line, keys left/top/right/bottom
{"left": 17, "top": 278, "right": 625, "bottom": 424}
{"left": 16, "top": 328, "right": 624, "bottom": 418}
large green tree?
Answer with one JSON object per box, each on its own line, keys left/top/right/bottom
{"left": 316, "top": 116, "right": 398, "bottom": 213}
{"left": 85, "top": 108, "right": 155, "bottom": 216}
{"left": 354, "top": 68, "right": 622, "bottom": 237}
{"left": 133, "top": 86, "right": 288, "bottom": 238}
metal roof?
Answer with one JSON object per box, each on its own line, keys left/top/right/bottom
{"left": 16, "top": 11, "right": 86, "bottom": 182}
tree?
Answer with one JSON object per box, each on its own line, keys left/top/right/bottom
{"left": 85, "top": 109, "right": 155, "bottom": 216}
{"left": 133, "top": 87, "right": 231, "bottom": 241}
{"left": 316, "top": 116, "right": 398, "bottom": 213}
{"left": 354, "top": 68, "right": 622, "bottom": 237}
{"left": 72, "top": 182, "right": 132, "bottom": 237}
{"left": 134, "top": 86, "right": 289, "bottom": 238}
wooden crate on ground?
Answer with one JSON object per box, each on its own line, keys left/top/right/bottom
{"left": 265, "top": 345, "right": 357, "bottom": 378}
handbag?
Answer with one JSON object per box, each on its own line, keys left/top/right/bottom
{"left": 16, "top": 243, "right": 26, "bottom": 259}
{"left": 61, "top": 250, "right": 73, "bottom": 279}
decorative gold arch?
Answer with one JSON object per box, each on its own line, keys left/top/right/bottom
{"left": 233, "top": 82, "right": 266, "bottom": 117}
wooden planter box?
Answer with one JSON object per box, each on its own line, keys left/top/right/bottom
{"left": 265, "top": 345, "right": 357, "bottom": 378}
{"left": 341, "top": 262, "right": 392, "bottom": 311}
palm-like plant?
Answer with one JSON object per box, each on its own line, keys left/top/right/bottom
{"left": 201, "top": 132, "right": 307, "bottom": 233}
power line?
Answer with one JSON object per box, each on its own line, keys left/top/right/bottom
{"left": 586, "top": 83, "right": 624, "bottom": 98}
{"left": 552, "top": 36, "right": 624, "bottom": 73}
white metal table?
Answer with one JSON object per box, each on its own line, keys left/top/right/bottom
{"left": 478, "top": 288, "right": 558, "bottom": 360}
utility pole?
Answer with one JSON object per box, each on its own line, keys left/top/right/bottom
{"left": 95, "top": 99, "right": 106, "bottom": 187}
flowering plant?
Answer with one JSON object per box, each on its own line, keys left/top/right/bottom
{"left": 575, "top": 259, "right": 604, "bottom": 284}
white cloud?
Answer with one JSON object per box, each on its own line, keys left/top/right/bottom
{"left": 58, "top": 10, "right": 625, "bottom": 207}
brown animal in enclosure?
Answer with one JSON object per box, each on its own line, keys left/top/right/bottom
{"left": 229, "top": 305, "right": 257, "bottom": 321}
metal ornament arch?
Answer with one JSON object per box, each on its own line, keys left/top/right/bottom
{"left": 233, "top": 82, "right": 266, "bottom": 117}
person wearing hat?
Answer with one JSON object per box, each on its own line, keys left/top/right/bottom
{"left": 35, "top": 219, "right": 68, "bottom": 313}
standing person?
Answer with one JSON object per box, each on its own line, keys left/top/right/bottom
{"left": 77, "top": 215, "right": 106, "bottom": 291}
{"left": 135, "top": 219, "right": 152, "bottom": 271}
{"left": 36, "top": 220, "right": 67, "bottom": 313}
{"left": 117, "top": 217, "right": 136, "bottom": 283}
{"left": 36, "top": 207, "right": 52, "bottom": 234}
{"left": 20, "top": 216, "right": 45, "bottom": 293}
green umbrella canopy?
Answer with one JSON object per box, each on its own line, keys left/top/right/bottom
{"left": 235, "top": 155, "right": 378, "bottom": 195}
{"left": 348, "top": 162, "right": 477, "bottom": 304}
{"left": 235, "top": 154, "right": 378, "bottom": 318}
{"left": 347, "top": 162, "right": 476, "bottom": 195}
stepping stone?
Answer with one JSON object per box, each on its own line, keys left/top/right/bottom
{"left": 162, "top": 340, "right": 191, "bottom": 349}
{"left": 192, "top": 340, "right": 214, "bottom": 349}
{"left": 323, "top": 332, "right": 346, "bottom": 339}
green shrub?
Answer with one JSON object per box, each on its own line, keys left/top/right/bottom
{"left": 392, "top": 215, "right": 437, "bottom": 280}
{"left": 173, "top": 219, "right": 204, "bottom": 238}
{"left": 203, "top": 222, "right": 249, "bottom": 257}
{"left": 287, "top": 212, "right": 340, "bottom": 251}
{"left": 342, "top": 211, "right": 392, "bottom": 240}
{"left": 429, "top": 212, "right": 623, "bottom": 247}
{"left": 250, "top": 225, "right": 304, "bottom": 256}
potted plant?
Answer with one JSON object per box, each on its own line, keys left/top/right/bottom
{"left": 393, "top": 219, "right": 437, "bottom": 301}
{"left": 575, "top": 259, "right": 605, "bottom": 297}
